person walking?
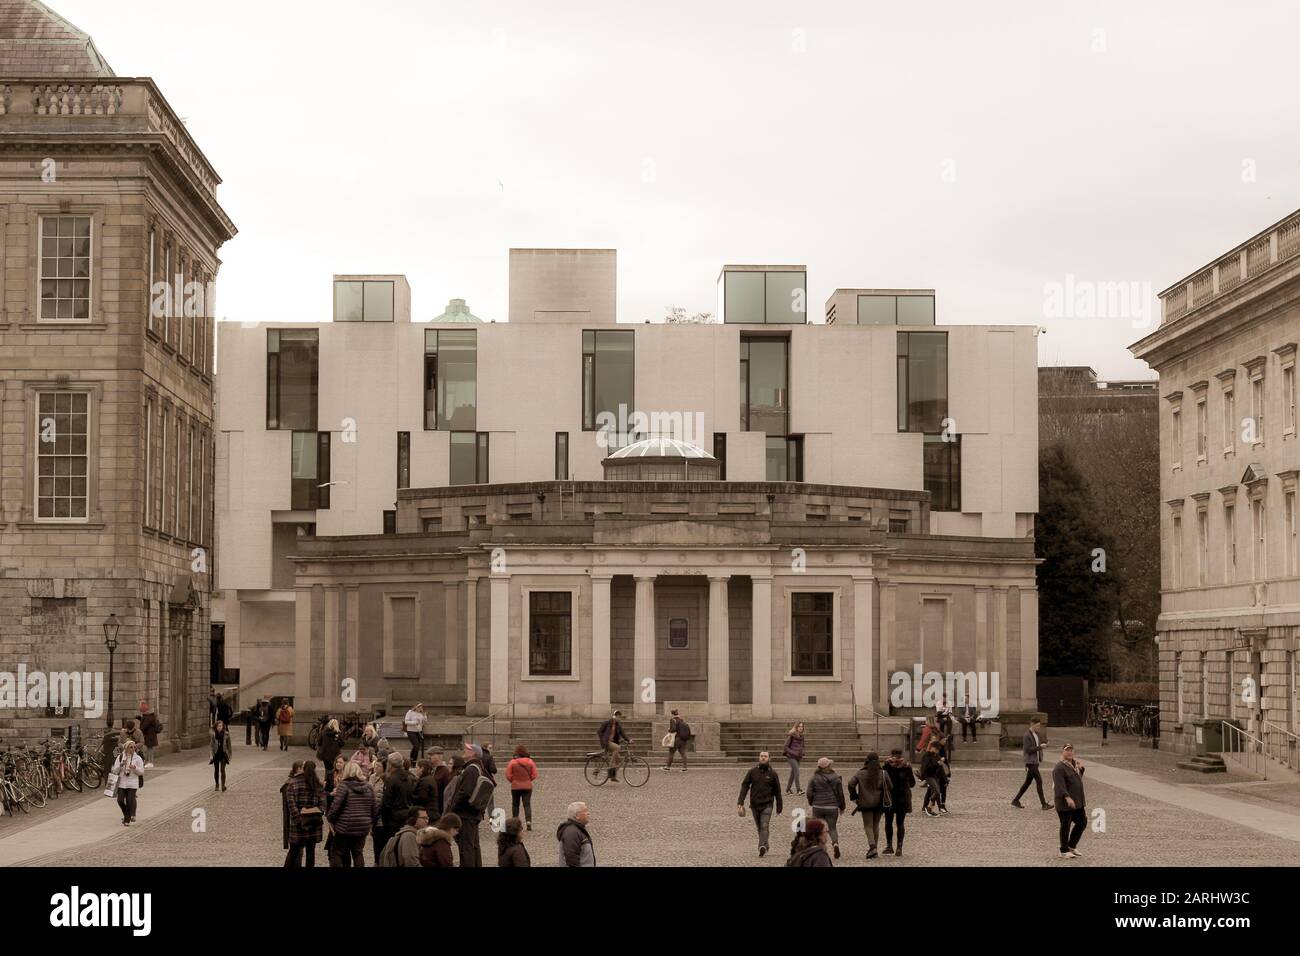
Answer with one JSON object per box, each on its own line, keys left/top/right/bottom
{"left": 276, "top": 700, "right": 295, "bottom": 752}
{"left": 505, "top": 744, "right": 538, "bottom": 830}
{"left": 785, "top": 817, "right": 833, "bottom": 867}
{"left": 783, "top": 722, "right": 806, "bottom": 795}
{"left": 497, "top": 817, "right": 531, "bottom": 867}
{"left": 915, "top": 715, "right": 938, "bottom": 755}
{"left": 325, "top": 761, "right": 375, "bottom": 867}
{"left": 920, "top": 740, "right": 948, "bottom": 816}
{"left": 662, "top": 709, "right": 692, "bottom": 771}
{"left": 280, "top": 761, "right": 302, "bottom": 857}
{"left": 418, "top": 813, "right": 461, "bottom": 867}
{"left": 1011, "top": 718, "right": 1052, "bottom": 810}
{"left": 215, "top": 693, "right": 232, "bottom": 730}
{"left": 597, "top": 710, "right": 630, "bottom": 782}
{"left": 557, "top": 802, "right": 595, "bottom": 867}
{"left": 210, "top": 719, "right": 233, "bottom": 792}
{"left": 848, "top": 751, "right": 893, "bottom": 859}
{"left": 1052, "top": 743, "right": 1088, "bottom": 859}
{"left": 110, "top": 741, "right": 145, "bottom": 827}
{"left": 138, "top": 702, "right": 160, "bottom": 769}
{"left": 736, "top": 751, "right": 783, "bottom": 857}
{"left": 881, "top": 749, "right": 915, "bottom": 857}
{"left": 285, "top": 760, "right": 326, "bottom": 867}
{"left": 806, "top": 757, "right": 845, "bottom": 860}
{"left": 448, "top": 751, "right": 492, "bottom": 867}
{"left": 959, "top": 694, "right": 979, "bottom": 742}
{"left": 254, "top": 696, "right": 274, "bottom": 750}
{"left": 403, "top": 703, "right": 427, "bottom": 763}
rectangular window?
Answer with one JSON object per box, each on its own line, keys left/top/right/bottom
{"left": 333, "top": 280, "right": 394, "bottom": 322}
{"left": 1223, "top": 386, "right": 1235, "bottom": 453}
{"left": 397, "top": 431, "right": 410, "bottom": 490}
{"left": 888, "top": 517, "right": 908, "bottom": 534}
{"left": 1176, "top": 652, "right": 1184, "bottom": 723}
{"left": 266, "top": 329, "right": 319, "bottom": 430}
{"left": 528, "top": 591, "right": 573, "bottom": 676}
{"left": 582, "top": 330, "right": 634, "bottom": 437}
{"left": 1197, "top": 508, "right": 1208, "bottom": 586}
{"left": 157, "top": 407, "right": 168, "bottom": 531}
{"left": 38, "top": 215, "right": 91, "bottom": 321}
{"left": 1287, "top": 491, "right": 1297, "bottom": 576}
{"left": 291, "top": 431, "right": 331, "bottom": 510}
{"left": 197, "top": 427, "right": 207, "bottom": 546}
{"left": 740, "top": 336, "right": 790, "bottom": 437}
{"left": 1251, "top": 376, "right": 1265, "bottom": 444}
{"left": 1171, "top": 513, "right": 1182, "bottom": 589}
{"left": 713, "top": 432, "right": 727, "bottom": 481}
{"left": 897, "top": 331, "right": 948, "bottom": 433}
{"left": 189, "top": 422, "right": 201, "bottom": 542}
{"left": 791, "top": 592, "right": 834, "bottom": 676}
{"left": 424, "top": 329, "right": 478, "bottom": 430}
{"left": 668, "top": 618, "right": 689, "bottom": 649}
{"left": 383, "top": 510, "right": 397, "bottom": 534}
{"left": 1287, "top": 365, "right": 1297, "bottom": 433}
{"left": 554, "top": 432, "right": 569, "bottom": 480}
{"left": 1252, "top": 497, "right": 1267, "bottom": 580}
{"left": 1196, "top": 398, "right": 1207, "bottom": 460}
{"left": 1171, "top": 407, "right": 1182, "bottom": 468}
{"left": 764, "top": 435, "right": 802, "bottom": 482}
{"left": 857, "top": 293, "right": 936, "bottom": 326}
{"left": 722, "top": 270, "right": 806, "bottom": 324}
{"left": 924, "top": 435, "right": 961, "bottom": 511}
{"left": 36, "top": 391, "right": 89, "bottom": 520}
{"left": 450, "top": 432, "right": 489, "bottom": 485}
{"left": 1225, "top": 502, "right": 1236, "bottom": 583}
{"left": 164, "top": 243, "right": 174, "bottom": 346}
{"left": 174, "top": 416, "right": 185, "bottom": 536}
{"left": 147, "top": 227, "right": 157, "bottom": 335}
{"left": 143, "top": 397, "right": 154, "bottom": 529}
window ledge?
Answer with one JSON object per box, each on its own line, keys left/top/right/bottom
{"left": 1197, "top": 455, "right": 1207, "bottom": 465}
{"left": 784, "top": 675, "right": 842, "bottom": 682}
{"left": 17, "top": 521, "right": 105, "bottom": 531}
{"left": 521, "top": 675, "right": 581, "bottom": 682}
{"left": 20, "top": 323, "right": 107, "bottom": 333}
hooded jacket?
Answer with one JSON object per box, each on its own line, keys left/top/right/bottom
{"left": 806, "top": 767, "right": 846, "bottom": 811}
{"left": 380, "top": 767, "right": 418, "bottom": 830}
{"left": 557, "top": 819, "right": 596, "bottom": 867}
{"left": 417, "top": 826, "right": 456, "bottom": 867}
{"left": 498, "top": 831, "right": 531, "bottom": 868}
{"left": 326, "top": 777, "right": 376, "bottom": 837}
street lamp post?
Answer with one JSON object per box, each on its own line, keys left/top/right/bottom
{"left": 102, "top": 613, "right": 120, "bottom": 773}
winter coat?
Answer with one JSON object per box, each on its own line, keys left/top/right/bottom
{"left": 450, "top": 760, "right": 487, "bottom": 822}
{"left": 417, "top": 826, "right": 456, "bottom": 867}
{"left": 505, "top": 757, "right": 538, "bottom": 791}
{"left": 557, "top": 819, "right": 596, "bottom": 867}
{"left": 498, "top": 834, "right": 531, "bottom": 868}
{"left": 316, "top": 728, "right": 343, "bottom": 766}
{"left": 254, "top": 700, "right": 273, "bottom": 725}
{"left": 110, "top": 753, "right": 144, "bottom": 789}
{"left": 138, "top": 712, "right": 161, "bottom": 748}
{"left": 326, "top": 777, "right": 376, "bottom": 838}
{"left": 921, "top": 750, "right": 946, "bottom": 781}
{"left": 597, "top": 718, "right": 629, "bottom": 748}
{"left": 783, "top": 733, "right": 805, "bottom": 761}
{"left": 786, "top": 843, "right": 833, "bottom": 867}
{"left": 882, "top": 761, "right": 916, "bottom": 813}
{"left": 276, "top": 705, "right": 294, "bottom": 737}
{"left": 413, "top": 767, "right": 447, "bottom": 816}
{"left": 209, "top": 729, "right": 232, "bottom": 764}
{"left": 848, "top": 765, "right": 893, "bottom": 811}
{"left": 215, "top": 699, "right": 233, "bottom": 725}
{"left": 806, "top": 768, "right": 845, "bottom": 811}
{"left": 380, "top": 824, "right": 422, "bottom": 867}
{"left": 738, "top": 764, "right": 784, "bottom": 811}
{"left": 286, "top": 773, "right": 325, "bottom": 844}
{"left": 1052, "top": 759, "right": 1086, "bottom": 812}
{"left": 380, "top": 768, "right": 418, "bottom": 831}
{"left": 118, "top": 727, "right": 144, "bottom": 751}
{"left": 668, "top": 716, "right": 692, "bottom": 744}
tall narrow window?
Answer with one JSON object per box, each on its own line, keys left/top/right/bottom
{"left": 197, "top": 427, "right": 207, "bottom": 546}
{"left": 741, "top": 336, "right": 790, "bottom": 440}
{"left": 1251, "top": 374, "right": 1265, "bottom": 444}
{"left": 924, "top": 435, "right": 961, "bottom": 511}
{"left": 1286, "top": 364, "right": 1297, "bottom": 433}
{"left": 146, "top": 226, "right": 157, "bottom": 335}
{"left": 554, "top": 432, "right": 569, "bottom": 480}
{"left": 450, "top": 432, "right": 489, "bottom": 485}
{"left": 291, "top": 431, "right": 331, "bottom": 510}
{"left": 582, "top": 330, "right": 634, "bottom": 440}
{"left": 1171, "top": 513, "right": 1182, "bottom": 589}
{"left": 383, "top": 510, "right": 397, "bottom": 534}
{"left": 424, "top": 330, "right": 477, "bottom": 430}
{"left": 1224, "top": 502, "right": 1236, "bottom": 583}
{"left": 143, "top": 397, "right": 154, "bottom": 528}
{"left": 397, "top": 431, "right": 410, "bottom": 490}
{"left": 528, "top": 591, "right": 574, "bottom": 676}
{"left": 1196, "top": 397, "right": 1207, "bottom": 460}
{"left": 791, "top": 592, "right": 834, "bottom": 676}
{"left": 1171, "top": 407, "right": 1182, "bottom": 468}
{"left": 1223, "top": 385, "right": 1235, "bottom": 453}
{"left": 36, "top": 391, "right": 89, "bottom": 520}
{"left": 158, "top": 407, "right": 169, "bottom": 532}
{"left": 765, "top": 435, "right": 803, "bottom": 482}
{"left": 164, "top": 242, "right": 174, "bottom": 346}
{"left": 713, "top": 432, "right": 727, "bottom": 480}
{"left": 896, "top": 331, "right": 948, "bottom": 433}
{"left": 266, "top": 329, "right": 319, "bottom": 430}
{"left": 1287, "top": 491, "right": 1297, "bottom": 576}
{"left": 1176, "top": 652, "right": 1184, "bottom": 723}
{"left": 38, "top": 215, "right": 91, "bottom": 321}
{"left": 1197, "top": 508, "right": 1208, "bottom": 586}
{"left": 172, "top": 413, "right": 182, "bottom": 534}
{"left": 1252, "top": 497, "right": 1267, "bottom": 580}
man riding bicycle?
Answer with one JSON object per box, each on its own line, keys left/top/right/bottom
{"left": 597, "top": 710, "right": 631, "bottom": 782}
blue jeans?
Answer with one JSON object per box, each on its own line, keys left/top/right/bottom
{"left": 786, "top": 757, "right": 801, "bottom": 792}
{"left": 751, "top": 804, "right": 773, "bottom": 851}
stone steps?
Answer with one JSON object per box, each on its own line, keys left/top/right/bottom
{"left": 1177, "top": 754, "right": 1228, "bottom": 773}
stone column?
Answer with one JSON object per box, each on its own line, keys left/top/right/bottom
{"left": 444, "top": 580, "right": 460, "bottom": 686}
{"left": 751, "top": 573, "right": 773, "bottom": 718}
{"left": 975, "top": 587, "right": 990, "bottom": 675}
{"left": 878, "top": 583, "right": 896, "bottom": 708}
{"left": 853, "top": 576, "right": 874, "bottom": 715}
{"left": 465, "top": 578, "right": 477, "bottom": 707}
{"left": 591, "top": 574, "right": 612, "bottom": 711}
{"left": 993, "top": 586, "right": 1009, "bottom": 709}
{"left": 489, "top": 575, "right": 509, "bottom": 709}
{"left": 633, "top": 576, "right": 656, "bottom": 717}
{"left": 1020, "top": 587, "right": 1039, "bottom": 712}
{"left": 708, "top": 575, "right": 730, "bottom": 713}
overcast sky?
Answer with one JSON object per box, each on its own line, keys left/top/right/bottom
{"left": 60, "top": 0, "right": 1300, "bottom": 379}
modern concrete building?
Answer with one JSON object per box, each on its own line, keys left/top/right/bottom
{"left": 1131, "top": 207, "right": 1300, "bottom": 755}
{"left": 216, "top": 251, "right": 1040, "bottom": 722}
{"left": 0, "top": 1, "right": 236, "bottom": 745}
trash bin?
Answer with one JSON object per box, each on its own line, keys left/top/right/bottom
{"left": 1191, "top": 719, "right": 1223, "bottom": 755}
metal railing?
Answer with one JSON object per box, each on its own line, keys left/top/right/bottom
{"left": 1262, "top": 721, "right": 1300, "bottom": 774}
{"left": 465, "top": 703, "right": 514, "bottom": 753}
{"left": 1222, "top": 722, "right": 1269, "bottom": 779}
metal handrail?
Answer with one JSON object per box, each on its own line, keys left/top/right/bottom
{"left": 1261, "top": 720, "right": 1300, "bottom": 773}
{"left": 465, "top": 702, "right": 514, "bottom": 753}
{"left": 1222, "top": 721, "right": 1269, "bottom": 779}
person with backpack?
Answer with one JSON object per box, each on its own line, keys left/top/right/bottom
{"left": 285, "top": 760, "right": 326, "bottom": 867}
{"left": 138, "top": 701, "right": 160, "bottom": 769}
{"left": 736, "top": 751, "right": 783, "bottom": 857}
{"left": 379, "top": 807, "right": 428, "bottom": 867}
{"left": 449, "top": 752, "right": 494, "bottom": 867}
{"left": 806, "top": 757, "right": 845, "bottom": 860}
{"left": 276, "top": 700, "right": 295, "bottom": 752}
{"left": 505, "top": 744, "right": 538, "bottom": 830}
{"left": 662, "top": 709, "right": 692, "bottom": 771}
{"left": 497, "top": 816, "right": 531, "bottom": 867}
{"left": 418, "top": 813, "right": 460, "bottom": 867}
{"left": 326, "top": 761, "right": 376, "bottom": 867}
{"left": 557, "top": 802, "right": 595, "bottom": 867}
{"left": 785, "top": 817, "right": 832, "bottom": 867}
{"left": 881, "top": 749, "right": 915, "bottom": 857}
{"left": 783, "top": 722, "right": 806, "bottom": 794}
{"left": 847, "top": 752, "right": 892, "bottom": 859}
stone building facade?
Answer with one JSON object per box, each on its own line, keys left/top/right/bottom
{"left": 1131, "top": 208, "right": 1300, "bottom": 754}
{"left": 0, "top": 1, "right": 236, "bottom": 746}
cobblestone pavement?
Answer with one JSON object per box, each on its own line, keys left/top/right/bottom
{"left": 28, "top": 740, "right": 1300, "bottom": 867}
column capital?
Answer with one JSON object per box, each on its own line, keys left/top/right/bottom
{"left": 589, "top": 573, "right": 614, "bottom": 583}
{"left": 707, "top": 573, "right": 731, "bottom": 583}
{"left": 634, "top": 575, "right": 657, "bottom": 584}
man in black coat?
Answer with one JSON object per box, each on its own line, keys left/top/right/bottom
{"left": 1011, "top": 718, "right": 1051, "bottom": 809}
{"left": 597, "top": 710, "right": 631, "bottom": 781}
{"left": 737, "top": 751, "right": 783, "bottom": 857}
{"left": 1052, "top": 743, "right": 1088, "bottom": 859}
{"left": 449, "top": 755, "right": 488, "bottom": 867}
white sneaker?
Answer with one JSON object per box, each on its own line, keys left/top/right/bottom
{"left": 1058, "top": 850, "right": 1074, "bottom": 858}
{"left": 144, "top": 763, "right": 155, "bottom": 769}
{"left": 1070, "top": 848, "right": 1082, "bottom": 856}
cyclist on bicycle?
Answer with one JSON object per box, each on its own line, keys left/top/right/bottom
{"left": 597, "top": 710, "right": 631, "bottom": 782}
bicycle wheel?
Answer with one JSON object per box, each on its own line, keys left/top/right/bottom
{"left": 621, "top": 756, "right": 650, "bottom": 788}
{"left": 21, "top": 779, "right": 46, "bottom": 809}
{"left": 308, "top": 725, "right": 321, "bottom": 750}
{"left": 80, "top": 761, "right": 103, "bottom": 791}
{"left": 583, "top": 754, "right": 611, "bottom": 786}
{"left": 65, "top": 765, "right": 83, "bottom": 792}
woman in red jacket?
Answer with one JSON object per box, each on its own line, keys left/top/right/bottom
{"left": 505, "top": 744, "right": 539, "bottom": 831}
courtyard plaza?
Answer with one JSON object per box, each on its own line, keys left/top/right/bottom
{"left": 2, "top": 728, "right": 1299, "bottom": 867}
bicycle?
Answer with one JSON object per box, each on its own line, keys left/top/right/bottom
{"left": 584, "top": 742, "right": 649, "bottom": 788}
{"left": 1, "top": 751, "right": 36, "bottom": 816}
{"left": 307, "top": 711, "right": 369, "bottom": 750}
